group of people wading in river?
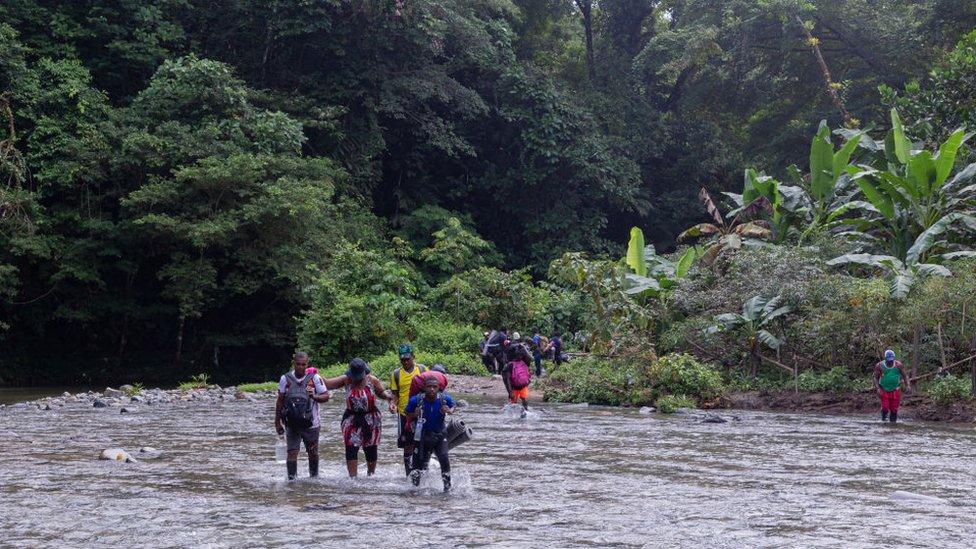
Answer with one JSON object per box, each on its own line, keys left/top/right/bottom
{"left": 274, "top": 338, "right": 908, "bottom": 490}
{"left": 274, "top": 345, "right": 463, "bottom": 491}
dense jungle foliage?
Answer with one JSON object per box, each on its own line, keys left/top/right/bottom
{"left": 2, "top": 1, "right": 976, "bottom": 396}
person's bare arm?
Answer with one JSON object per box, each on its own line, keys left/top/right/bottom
{"left": 873, "top": 364, "right": 882, "bottom": 391}
{"left": 900, "top": 364, "right": 911, "bottom": 392}
{"left": 322, "top": 375, "right": 348, "bottom": 390}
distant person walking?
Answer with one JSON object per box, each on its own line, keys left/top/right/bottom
{"left": 874, "top": 349, "right": 909, "bottom": 423}
{"left": 548, "top": 332, "right": 564, "bottom": 367}
{"left": 275, "top": 352, "right": 330, "bottom": 480}
{"left": 530, "top": 328, "right": 544, "bottom": 377}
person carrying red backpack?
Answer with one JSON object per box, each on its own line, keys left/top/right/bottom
{"left": 504, "top": 333, "right": 532, "bottom": 411}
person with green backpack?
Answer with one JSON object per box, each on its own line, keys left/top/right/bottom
{"left": 275, "top": 351, "right": 330, "bottom": 480}
{"left": 874, "top": 349, "right": 909, "bottom": 423}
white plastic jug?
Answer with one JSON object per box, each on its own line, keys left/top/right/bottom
{"left": 275, "top": 435, "right": 287, "bottom": 463}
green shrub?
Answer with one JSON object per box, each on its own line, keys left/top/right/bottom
{"left": 648, "top": 353, "right": 724, "bottom": 401}
{"left": 655, "top": 394, "right": 696, "bottom": 414}
{"left": 237, "top": 381, "right": 278, "bottom": 393}
{"left": 122, "top": 382, "right": 143, "bottom": 396}
{"left": 927, "top": 374, "right": 973, "bottom": 405}
{"left": 794, "top": 367, "right": 858, "bottom": 392}
{"left": 541, "top": 353, "right": 724, "bottom": 406}
{"left": 407, "top": 315, "right": 481, "bottom": 355}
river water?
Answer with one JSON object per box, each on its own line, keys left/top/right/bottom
{"left": 0, "top": 393, "right": 974, "bottom": 548}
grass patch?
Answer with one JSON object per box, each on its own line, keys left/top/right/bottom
{"left": 927, "top": 374, "right": 973, "bottom": 405}
{"left": 178, "top": 373, "right": 211, "bottom": 390}
{"left": 237, "top": 381, "right": 278, "bottom": 393}
{"left": 655, "top": 394, "right": 696, "bottom": 414}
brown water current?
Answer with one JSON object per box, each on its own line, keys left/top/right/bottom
{"left": 0, "top": 393, "right": 974, "bottom": 548}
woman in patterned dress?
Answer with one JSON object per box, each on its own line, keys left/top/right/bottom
{"left": 324, "top": 358, "right": 396, "bottom": 477}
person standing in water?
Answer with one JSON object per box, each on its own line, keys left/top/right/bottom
{"left": 502, "top": 333, "right": 533, "bottom": 411}
{"left": 323, "top": 358, "right": 396, "bottom": 477}
{"left": 405, "top": 375, "right": 457, "bottom": 491}
{"left": 548, "top": 332, "right": 564, "bottom": 367}
{"left": 874, "top": 349, "right": 909, "bottom": 423}
{"left": 275, "top": 351, "right": 330, "bottom": 480}
{"left": 389, "top": 344, "right": 427, "bottom": 476}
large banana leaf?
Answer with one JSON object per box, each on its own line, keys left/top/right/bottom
{"left": 905, "top": 212, "right": 976, "bottom": 264}
{"left": 935, "top": 129, "right": 970, "bottom": 187}
{"left": 678, "top": 223, "right": 720, "bottom": 240}
{"left": 915, "top": 263, "right": 952, "bottom": 277}
{"left": 907, "top": 150, "right": 936, "bottom": 198}
{"left": 890, "top": 109, "right": 912, "bottom": 164}
{"left": 623, "top": 273, "right": 661, "bottom": 295}
{"left": 626, "top": 227, "right": 647, "bottom": 276}
{"left": 742, "top": 295, "right": 768, "bottom": 321}
{"left": 827, "top": 253, "right": 902, "bottom": 270}
{"left": 833, "top": 131, "right": 863, "bottom": 180}
{"left": 699, "top": 187, "right": 725, "bottom": 226}
{"left": 891, "top": 272, "right": 914, "bottom": 299}
{"left": 809, "top": 121, "right": 835, "bottom": 203}
{"left": 757, "top": 329, "right": 782, "bottom": 350}
{"left": 851, "top": 173, "right": 895, "bottom": 219}
{"left": 675, "top": 247, "right": 699, "bottom": 278}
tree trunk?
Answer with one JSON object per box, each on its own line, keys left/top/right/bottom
{"left": 794, "top": 15, "right": 854, "bottom": 127}
{"left": 575, "top": 0, "right": 595, "bottom": 81}
{"left": 174, "top": 315, "right": 185, "bottom": 367}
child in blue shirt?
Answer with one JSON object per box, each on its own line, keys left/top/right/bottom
{"left": 405, "top": 376, "right": 456, "bottom": 491}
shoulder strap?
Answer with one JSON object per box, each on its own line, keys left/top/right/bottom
{"left": 419, "top": 364, "right": 427, "bottom": 373}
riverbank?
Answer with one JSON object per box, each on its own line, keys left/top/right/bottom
{"left": 721, "top": 390, "right": 976, "bottom": 423}
{"left": 0, "top": 374, "right": 539, "bottom": 410}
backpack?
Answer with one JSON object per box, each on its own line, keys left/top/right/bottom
{"left": 510, "top": 360, "right": 531, "bottom": 389}
{"left": 282, "top": 372, "right": 314, "bottom": 429}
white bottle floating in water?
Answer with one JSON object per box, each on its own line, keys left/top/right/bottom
{"left": 275, "top": 435, "right": 287, "bottom": 464}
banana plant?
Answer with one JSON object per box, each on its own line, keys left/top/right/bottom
{"left": 725, "top": 169, "right": 810, "bottom": 243}
{"left": 798, "top": 120, "right": 866, "bottom": 243}
{"left": 679, "top": 187, "right": 772, "bottom": 265}
{"left": 621, "top": 227, "right": 699, "bottom": 296}
{"left": 842, "top": 108, "right": 976, "bottom": 261}
{"left": 827, "top": 212, "right": 976, "bottom": 298}
{"left": 706, "top": 295, "right": 792, "bottom": 377}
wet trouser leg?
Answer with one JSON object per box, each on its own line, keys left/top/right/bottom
{"left": 501, "top": 363, "right": 512, "bottom": 397}
{"left": 303, "top": 427, "right": 320, "bottom": 477}
{"left": 533, "top": 352, "right": 542, "bottom": 377}
{"left": 433, "top": 436, "right": 451, "bottom": 490}
{"left": 398, "top": 415, "right": 415, "bottom": 475}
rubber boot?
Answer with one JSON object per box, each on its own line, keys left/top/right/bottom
{"left": 890, "top": 411, "right": 897, "bottom": 424}
{"left": 442, "top": 473, "right": 451, "bottom": 492}
{"left": 881, "top": 410, "right": 888, "bottom": 422}
{"left": 403, "top": 455, "right": 412, "bottom": 476}
{"left": 410, "top": 469, "right": 422, "bottom": 486}
{"left": 308, "top": 459, "right": 319, "bottom": 478}
{"left": 286, "top": 461, "right": 298, "bottom": 480}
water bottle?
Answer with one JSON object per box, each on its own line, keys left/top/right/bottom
{"left": 275, "top": 435, "right": 287, "bottom": 463}
{"left": 413, "top": 417, "right": 425, "bottom": 442}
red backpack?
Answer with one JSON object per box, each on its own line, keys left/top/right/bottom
{"left": 510, "top": 360, "right": 531, "bottom": 389}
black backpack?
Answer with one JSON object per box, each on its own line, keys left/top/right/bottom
{"left": 282, "top": 373, "right": 314, "bottom": 429}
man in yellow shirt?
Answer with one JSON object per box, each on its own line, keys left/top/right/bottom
{"left": 389, "top": 343, "right": 426, "bottom": 475}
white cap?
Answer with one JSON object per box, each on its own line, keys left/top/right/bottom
{"left": 512, "top": 331, "right": 521, "bottom": 340}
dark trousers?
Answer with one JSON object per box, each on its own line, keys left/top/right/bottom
{"left": 413, "top": 432, "right": 450, "bottom": 474}
{"left": 533, "top": 351, "right": 542, "bottom": 376}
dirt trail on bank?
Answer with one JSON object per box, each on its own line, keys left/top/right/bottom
{"left": 723, "top": 390, "right": 976, "bottom": 423}
{"left": 449, "top": 374, "right": 544, "bottom": 399}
